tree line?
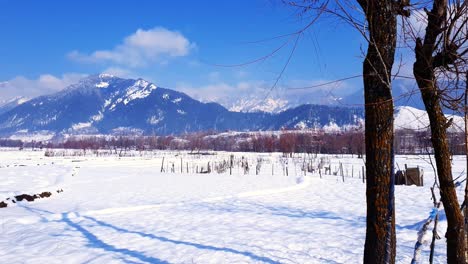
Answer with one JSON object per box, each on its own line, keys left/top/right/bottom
{"left": 0, "top": 129, "right": 464, "bottom": 155}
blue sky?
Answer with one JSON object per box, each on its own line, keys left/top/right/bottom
{"left": 0, "top": 0, "right": 373, "bottom": 105}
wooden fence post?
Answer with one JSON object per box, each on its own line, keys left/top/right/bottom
{"left": 362, "top": 166, "right": 365, "bottom": 183}
{"left": 160, "top": 157, "right": 165, "bottom": 173}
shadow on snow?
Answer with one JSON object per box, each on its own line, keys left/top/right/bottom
{"left": 20, "top": 205, "right": 280, "bottom": 264}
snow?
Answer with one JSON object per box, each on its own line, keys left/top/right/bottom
{"left": 9, "top": 131, "right": 55, "bottom": 142}
{"left": 106, "top": 80, "right": 158, "bottom": 109}
{"left": 395, "top": 106, "right": 464, "bottom": 132}
{"left": 71, "top": 122, "right": 92, "bottom": 130}
{"left": 99, "top": 73, "right": 114, "bottom": 79}
{"left": 323, "top": 121, "right": 341, "bottom": 133}
{"left": 229, "top": 98, "right": 289, "bottom": 113}
{"left": 16, "top": 97, "right": 29, "bottom": 105}
{"left": 109, "top": 98, "right": 123, "bottom": 111}
{"left": 110, "top": 127, "right": 144, "bottom": 135}
{"left": 90, "top": 112, "right": 104, "bottom": 122}
{"left": 34, "top": 115, "right": 58, "bottom": 126}
{"left": 341, "top": 117, "right": 364, "bottom": 132}
{"left": 95, "top": 82, "right": 109, "bottom": 88}
{"left": 147, "top": 115, "right": 164, "bottom": 125}
{"left": 394, "top": 106, "right": 430, "bottom": 131}
{"left": 0, "top": 96, "right": 29, "bottom": 107}
{"left": 0, "top": 149, "right": 462, "bottom": 263}
{"left": 172, "top": 97, "right": 182, "bottom": 104}
{"left": 294, "top": 121, "right": 308, "bottom": 129}
{"left": 5, "top": 114, "right": 25, "bottom": 127}
{"left": 103, "top": 99, "right": 112, "bottom": 108}
{"left": 177, "top": 109, "right": 186, "bottom": 115}
{"left": 123, "top": 90, "right": 151, "bottom": 104}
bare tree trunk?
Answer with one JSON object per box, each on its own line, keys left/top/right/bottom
{"left": 464, "top": 72, "right": 468, "bottom": 259}
{"left": 413, "top": 1, "right": 466, "bottom": 262}
{"left": 415, "top": 73, "right": 466, "bottom": 263}
{"left": 358, "top": 1, "right": 397, "bottom": 263}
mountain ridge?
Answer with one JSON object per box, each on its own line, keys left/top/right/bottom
{"left": 0, "top": 75, "right": 364, "bottom": 139}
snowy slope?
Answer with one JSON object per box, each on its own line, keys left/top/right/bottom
{"left": 219, "top": 92, "right": 347, "bottom": 114}
{"left": 395, "top": 106, "right": 464, "bottom": 132}
{"left": 228, "top": 97, "right": 289, "bottom": 113}
{"left": 0, "top": 149, "right": 461, "bottom": 263}
{"left": 0, "top": 96, "right": 29, "bottom": 115}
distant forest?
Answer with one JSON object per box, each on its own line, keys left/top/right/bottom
{"left": 0, "top": 129, "right": 464, "bottom": 155}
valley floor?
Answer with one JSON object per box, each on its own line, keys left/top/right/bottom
{"left": 0, "top": 149, "right": 463, "bottom": 263}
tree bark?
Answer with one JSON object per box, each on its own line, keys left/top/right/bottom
{"left": 464, "top": 72, "right": 468, "bottom": 259}
{"left": 358, "top": 1, "right": 397, "bottom": 263}
{"left": 413, "top": 0, "right": 466, "bottom": 262}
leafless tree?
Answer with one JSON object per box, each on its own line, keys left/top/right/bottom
{"left": 404, "top": 0, "right": 467, "bottom": 261}
{"left": 283, "top": 0, "right": 410, "bottom": 261}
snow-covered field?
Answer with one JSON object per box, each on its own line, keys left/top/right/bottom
{"left": 0, "top": 149, "right": 464, "bottom": 263}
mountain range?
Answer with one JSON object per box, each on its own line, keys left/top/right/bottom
{"left": 0, "top": 74, "right": 463, "bottom": 141}
{"left": 195, "top": 79, "right": 426, "bottom": 114}
{"left": 0, "top": 74, "right": 365, "bottom": 140}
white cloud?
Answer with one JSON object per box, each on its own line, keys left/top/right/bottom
{"left": 68, "top": 27, "right": 195, "bottom": 67}
{"left": 0, "top": 73, "right": 87, "bottom": 102}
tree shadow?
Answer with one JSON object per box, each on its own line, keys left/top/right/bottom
{"left": 19, "top": 204, "right": 281, "bottom": 264}
{"left": 17, "top": 205, "right": 168, "bottom": 263}
{"left": 250, "top": 203, "right": 361, "bottom": 223}
{"left": 396, "top": 219, "right": 427, "bottom": 230}
{"left": 397, "top": 209, "right": 447, "bottom": 231}
{"left": 61, "top": 213, "right": 169, "bottom": 264}
{"left": 190, "top": 200, "right": 366, "bottom": 228}
{"left": 82, "top": 216, "right": 281, "bottom": 264}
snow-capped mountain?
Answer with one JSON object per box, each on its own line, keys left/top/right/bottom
{"left": 228, "top": 97, "right": 289, "bottom": 113}
{"left": 215, "top": 79, "right": 428, "bottom": 113}
{"left": 215, "top": 91, "right": 349, "bottom": 113}
{"left": 0, "top": 75, "right": 365, "bottom": 138}
{"left": 394, "top": 106, "right": 464, "bottom": 133}
{"left": 0, "top": 97, "right": 29, "bottom": 115}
